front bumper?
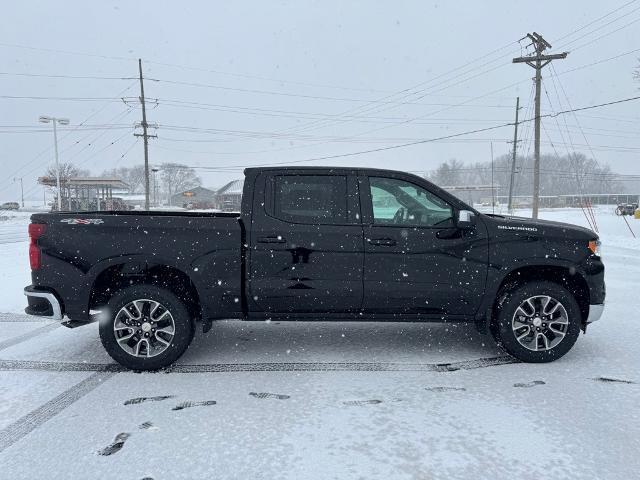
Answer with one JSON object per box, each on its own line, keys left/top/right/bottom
{"left": 24, "top": 286, "right": 63, "bottom": 321}
{"left": 586, "top": 303, "right": 604, "bottom": 323}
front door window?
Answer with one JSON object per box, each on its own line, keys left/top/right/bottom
{"left": 369, "top": 177, "right": 453, "bottom": 227}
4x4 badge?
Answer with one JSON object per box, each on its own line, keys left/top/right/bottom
{"left": 60, "top": 218, "right": 104, "bottom": 225}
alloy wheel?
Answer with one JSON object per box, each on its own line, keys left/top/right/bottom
{"left": 113, "top": 299, "right": 176, "bottom": 358}
{"left": 511, "top": 295, "right": 569, "bottom": 351}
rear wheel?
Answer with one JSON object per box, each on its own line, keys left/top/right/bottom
{"left": 492, "top": 280, "right": 582, "bottom": 363}
{"left": 99, "top": 285, "right": 195, "bottom": 370}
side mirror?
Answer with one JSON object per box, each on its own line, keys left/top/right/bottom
{"left": 457, "top": 210, "right": 475, "bottom": 229}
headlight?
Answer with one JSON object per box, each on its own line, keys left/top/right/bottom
{"left": 588, "top": 240, "right": 601, "bottom": 257}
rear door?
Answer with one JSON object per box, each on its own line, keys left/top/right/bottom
{"left": 360, "top": 173, "right": 488, "bottom": 317}
{"left": 247, "top": 170, "right": 363, "bottom": 314}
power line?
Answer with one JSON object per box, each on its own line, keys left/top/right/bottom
{"left": 182, "top": 93, "right": 640, "bottom": 171}
{"left": 147, "top": 95, "right": 640, "bottom": 149}
{"left": 144, "top": 60, "right": 396, "bottom": 94}
{"left": 0, "top": 82, "right": 137, "bottom": 192}
{"left": 0, "top": 95, "right": 127, "bottom": 102}
{"left": 0, "top": 108, "right": 135, "bottom": 196}
{"left": 553, "top": 0, "right": 638, "bottom": 42}
{"left": 0, "top": 42, "right": 136, "bottom": 61}
{"left": 0, "top": 126, "right": 132, "bottom": 134}
{"left": 556, "top": 2, "right": 640, "bottom": 48}
{"left": 568, "top": 15, "right": 640, "bottom": 52}
{"left": 553, "top": 46, "right": 640, "bottom": 77}
{"left": 0, "top": 72, "right": 137, "bottom": 80}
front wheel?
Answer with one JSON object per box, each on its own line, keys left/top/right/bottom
{"left": 492, "top": 280, "right": 582, "bottom": 363}
{"left": 99, "top": 285, "right": 195, "bottom": 370}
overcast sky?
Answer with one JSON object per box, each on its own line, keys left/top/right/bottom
{"left": 1, "top": 0, "right": 639, "bottom": 201}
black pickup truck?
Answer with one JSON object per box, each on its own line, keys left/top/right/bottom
{"left": 24, "top": 167, "right": 605, "bottom": 370}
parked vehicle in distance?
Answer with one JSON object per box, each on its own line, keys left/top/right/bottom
{"left": 24, "top": 167, "right": 605, "bottom": 370}
{"left": 614, "top": 203, "right": 638, "bottom": 216}
{"left": 0, "top": 202, "right": 20, "bottom": 210}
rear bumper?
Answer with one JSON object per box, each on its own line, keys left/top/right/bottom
{"left": 24, "top": 285, "right": 63, "bottom": 321}
{"left": 586, "top": 303, "right": 604, "bottom": 323}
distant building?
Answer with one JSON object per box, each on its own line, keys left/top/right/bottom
{"left": 116, "top": 193, "right": 147, "bottom": 209}
{"left": 170, "top": 186, "right": 218, "bottom": 209}
{"left": 37, "top": 176, "right": 129, "bottom": 211}
{"left": 216, "top": 179, "right": 243, "bottom": 211}
{"left": 164, "top": 181, "right": 244, "bottom": 211}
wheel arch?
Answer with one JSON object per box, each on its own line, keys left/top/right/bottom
{"left": 89, "top": 259, "right": 202, "bottom": 323}
{"left": 492, "top": 265, "right": 590, "bottom": 328}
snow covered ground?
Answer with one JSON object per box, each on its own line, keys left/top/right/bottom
{"left": 0, "top": 207, "right": 639, "bottom": 479}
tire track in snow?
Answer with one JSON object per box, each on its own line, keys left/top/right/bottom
{"left": 0, "top": 323, "right": 60, "bottom": 352}
{"left": 0, "top": 356, "right": 516, "bottom": 451}
{"left": 0, "top": 313, "right": 55, "bottom": 323}
{"left": 0, "top": 370, "right": 115, "bottom": 453}
{"left": 0, "top": 355, "right": 518, "bottom": 373}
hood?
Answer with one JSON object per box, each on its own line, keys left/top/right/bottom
{"left": 483, "top": 213, "right": 598, "bottom": 240}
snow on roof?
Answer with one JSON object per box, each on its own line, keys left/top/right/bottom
{"left": 217, "top": 179, "right": 243, "bottom": 195}
{"left": 37, "top": 176, "right": 129, "bottom": 188}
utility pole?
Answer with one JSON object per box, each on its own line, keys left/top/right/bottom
{"left": 135, "top": 59, "right": 153, "bottom": 210}
{"left": 513, "top": 33, "right": 567, "bottom": 219}
{"left": 507, "top": 96, "right": 520, "bottom": 214}
{"left": 490, "top": 142, "right": 495, "bottom": 214}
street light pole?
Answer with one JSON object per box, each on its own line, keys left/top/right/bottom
{"left": 52, "top": 119, "right": 61, "bottom": 211}
{"left": 151, "top": 168, "right": 159, "bottom": 207}
{"left": 13, "top": 177, "right": 24, "bottom": 208}
{"left": 39, "top": 116, "right": 70, "bottom": 211}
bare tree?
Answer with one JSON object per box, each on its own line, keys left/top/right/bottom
{"left": 160, "top": 163, "right": 201, "bottom": 204}
{"left": 428, "top": 152, "right": 621, "bottom": 203}
{"left": 429, "top": 159, "right": 465, "bottom": 186}
{"left": 45, "top": 162, "right": 90, "bottom": 182}
{"left": 102, "top": 165, "right": 145, "bottom": 193}
{"left": 43, "top": 162, "right": 90, "bottom": 210}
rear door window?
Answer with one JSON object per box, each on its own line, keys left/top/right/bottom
{"left": 273, "top": 175, "right": 348, "bottom": 224}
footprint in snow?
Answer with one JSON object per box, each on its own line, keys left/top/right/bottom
{"left": 172, "top": 400, "right": 217, "bottom": 411}
{"left": 593, "top": 377, "right": 636, "bottom": 384}
{"left": 342, "top": 399, "right": 382, "bottom": 406}
{"left": 138, "top": 421, "right": 158, "bottom": 431}
{"left": 514, "top": 380, "right": 546, "bottom": 388}
{"left": 425, "top": 386, "right": 466, "bottom": 392}
{"left": 249, "top": 392, "right": 290, "bottom": 400}
{"left": 124, "top": 395, "right": 175, "bottom": 406}
{"left": 98, "top": 432, "right": 130, "bottom": 456}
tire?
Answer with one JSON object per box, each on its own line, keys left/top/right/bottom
{"left": 491, "top": 280, "right": 582, "bottom": 363}
{"left": 99, "top": 284, "right": 195, "bottom": 370}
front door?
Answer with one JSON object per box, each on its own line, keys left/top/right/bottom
{"left": 248, "top": 171, "right": 364, "bottom": 314}
{"left": 361, "top": 174, "right": 488, "bottom": 317}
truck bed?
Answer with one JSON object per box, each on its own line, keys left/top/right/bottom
{"left": 30, "top": 210, "right": 244, "bottom": 321}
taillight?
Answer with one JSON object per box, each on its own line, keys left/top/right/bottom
{"left": 28, "top": 223, "right": 46, "bottom": 270}
{"left": 588, "top": 239, "right": 601, "bottom": 257}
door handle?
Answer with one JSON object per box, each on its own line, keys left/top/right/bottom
{"left": 367, "top": 237, "right": 396, "bottom": 246}
{"left": 436, "top": 228, "right": 462, "bottom": 239}
{"left": 258, "top": 235, "right": 286, "bottom": 244}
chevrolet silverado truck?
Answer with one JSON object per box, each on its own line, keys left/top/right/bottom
{"left": 24, "top": 167, "right": 605, "bottom": 370}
